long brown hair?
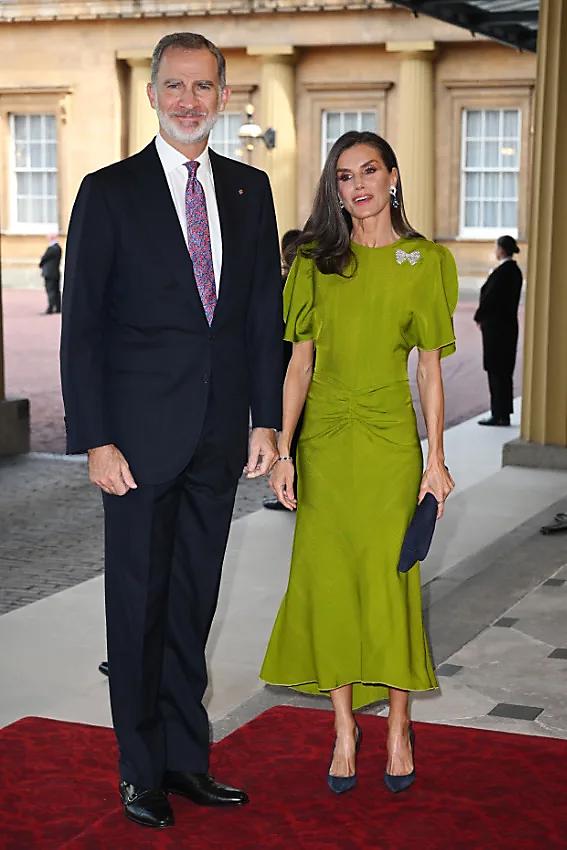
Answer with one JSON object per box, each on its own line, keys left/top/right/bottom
{"left": 297, "top": 131, "right": 423, "bottom": 276}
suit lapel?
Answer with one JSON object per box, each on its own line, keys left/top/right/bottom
{"left": 209, "top": 149, "right": 245, "bottom": 324}
{"left": 126, "top": 143, "right": 207, "bottom": 319}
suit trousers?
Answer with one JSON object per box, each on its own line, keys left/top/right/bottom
{"left": 487, "top": 370, "right": 513, "bottom": 419}
{"left": 44, "top": 277, "right": 61, "bottom": 313}
{"left": 103, "top": 396, "right": 240, "bottom": 788}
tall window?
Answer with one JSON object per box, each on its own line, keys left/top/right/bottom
{"left": 460, "top": 108, "right": 521, "bottom": 238}
{"left": 11, "top": 114, "right": 58, "bottom": 231}
{"left": 210, "top": 113, "right": 245, "bottom": 161}
{"left": 321, "top": 110, "right": 377, "bottom": 165}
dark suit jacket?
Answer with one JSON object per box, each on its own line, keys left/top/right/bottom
{"left": 474, "top": 259, "right": 523, "bottom": 374}
{"left": 60, "top": 142, "right": 283, "bottom": 484}
{"left": 39, "top": 242, "right": 62, "bottom": 281}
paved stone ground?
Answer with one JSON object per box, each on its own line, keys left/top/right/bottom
{"left": 0, "top": 286, "right": 525, "bottom": 615}
{"left": 2, "top": 288, "right": 524, "bottom": 453}
{"left": 0, "top": 454, "right": 270, "bottom": 615}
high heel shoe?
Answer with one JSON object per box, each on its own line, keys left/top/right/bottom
{"left": 384, "top": 726, "right": 415, "bottom": 793}
{"left": 327, "top": 722, "right": 362, "bottom": 795}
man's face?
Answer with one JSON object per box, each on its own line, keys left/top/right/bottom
{"left": 148, "top": 46, "right": 229, "bottom": 145}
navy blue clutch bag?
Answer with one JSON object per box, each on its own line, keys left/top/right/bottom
{"left": 397, "top": 492, "right": 438, "bottom": 573}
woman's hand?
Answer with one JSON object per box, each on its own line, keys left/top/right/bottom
{"left": 418, "top": 458, "right": 455, "bottom": 519}
{"left": 269, "top": 459, "right": 297, "bottom": 511}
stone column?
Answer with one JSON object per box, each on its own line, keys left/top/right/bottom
{"left": 503, "top": 0, "right": 567, "bottom": 469}
{"left": 247, "top": 46, "right": 298, "bottom": 237}
{"left": 386, "top": 41, "right": 436, "bottom": 239}
{"left": 0, "top": 270, "right": 30, "bottom": 456}
{"left": 128, "top": 59, "right": 157, "bottom": 156}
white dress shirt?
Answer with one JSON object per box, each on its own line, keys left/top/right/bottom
{"left": 154, "top": 133, "right": 223, "bottom": 292}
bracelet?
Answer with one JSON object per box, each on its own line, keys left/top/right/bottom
{"left": 276, "top": 455, "right": 294, "bottom": 464}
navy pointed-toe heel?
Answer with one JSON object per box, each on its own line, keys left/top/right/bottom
{"left": 384, "top": 726, "right": 415, "bottom": 794}
{"left": 327, "top": 723, "right": 362, "bottom": 795}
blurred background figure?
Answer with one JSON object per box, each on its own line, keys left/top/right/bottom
{"left": 263, "top": 228, "right": 303, "bottom": 512}
{"left": 474, "top": 235, "right": 523, "bottom": 427}
{"left": 39, "top": 234, "right": 62, "bottom": 315}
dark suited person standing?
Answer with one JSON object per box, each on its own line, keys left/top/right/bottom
{"left": 61, "top": 32, "right": 282, "bottom": 829}
{"left": 475, "top": 235, "right": 523, "bottom": 427}
{"left": 39, "top": 234, "right": 62, "bottom": 314}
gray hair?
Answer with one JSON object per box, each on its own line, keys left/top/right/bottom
{"left": 150, "top": 32, "right": 226, "bottom": 89}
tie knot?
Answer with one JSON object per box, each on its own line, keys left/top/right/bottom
{"left": 185, "top": 160, "right": 200, "bottom": 178}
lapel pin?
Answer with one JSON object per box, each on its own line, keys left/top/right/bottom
{"left": 238, "top": 188, "right": 245, "bottom": 195}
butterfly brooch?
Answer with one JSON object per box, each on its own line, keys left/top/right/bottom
{"left": 395, "top": 249, "right": 422, "bottom": 266}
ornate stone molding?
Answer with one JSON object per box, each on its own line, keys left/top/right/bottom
{"left": 0, "top": 0, "right": 390, "bottom": 23}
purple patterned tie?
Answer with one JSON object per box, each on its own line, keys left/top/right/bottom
{"left": 184, "top": 160, "right": 217, "bottom": 325}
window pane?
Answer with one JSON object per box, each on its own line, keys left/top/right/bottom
{"left": 15, "top": 142, "right": 28, "bottom": 168}
{"left": 30, "top": 115, "right": 42, "bottom": 140}
{"left": 46, "top": 172, "right": 57, "bottom": 195}
{"left": 466, "top": 110, "right": 482, "bottom": 138}
{"left": 485, "top": 110, "right": 500, "bottom": 137}
{"left": 16, "top": 172, "right": 30, "bottom": 195}
{"left": 326, "top": 112, "right": 341, "bottom": 139}
{"left": 502, "top": 201, "right": 517, "bottom": 227}
{"left": 501, "top": 139, "right": 519, "bottom": 168}
{"left": 45, "top": 115, "right": 57, "bottom": 140}
{"left": 465, "top": 201, "right": 480, "bottom": 227}
{"left": 343, "top": 112, "right": 358, "bottom": 131}
{"left": 484, "top": 172, "right": 499, "bottom": 198}
{"left": 29, "top": 197, "right": 45, "bottom": 223}
{"left": 47, "top": 197, "right": 58, "bottom": 224}
{"left": 46, "top": 143, "right": 57, "bottom": 168}
{"left": 502, "top": 172, "right": 517, "bottom": 199}
{"left": 466, "top": 140, "right": 481, "bottom": 167}
{"left": 360, "top": 112, "right": 376, "bottom": 131}
{"left": 482, "top": 201, "right": 498, "bottom": 227}
{"left": 503, "top": 110, "right": 519, "bottom": 137}
{"left": 14, "top": 115, "right": 28, "bottom": 140}
{"left": 485, "top": 141, "right": 499, "bottom": 167}
{"left": 17, "top": 197, "right": 31, "bottom": 222}
{"left": 465, "top": 172, "right": 481, "bottom": 198}
{"left": 30, "top": 143, "right": 43, "bottom": 167}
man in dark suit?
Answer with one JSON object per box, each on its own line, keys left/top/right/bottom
{"left": 39, "top": 235, "right": 62, "bottom": 314}
{"left": 474, "top": 235, "right": 523, "bottom": 427}
{"left": 61, "top": 32, "right": 282, "bottom": 829}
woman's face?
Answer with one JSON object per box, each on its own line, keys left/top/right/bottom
{"left": 495, "top": 242, "right": 505, "bottom": 261}
{"left": 336, "top": 144, "right": 397, "bottom": 221}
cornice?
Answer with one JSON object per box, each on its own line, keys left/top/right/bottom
{"left": 0, "top": 1, "right": 390, "bottom": 24}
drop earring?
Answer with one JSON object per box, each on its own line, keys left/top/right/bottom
{"left": 389, "top": 186, "right": 399, "bottom": 209}
{"left": 338, "top": 196, "right": 345, "bottom": 209}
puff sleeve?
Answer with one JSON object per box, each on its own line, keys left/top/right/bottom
{"left": 412, "top": 245, "right": 458, "bottom": 359}
{"left": 283, "top": 251, "right": 316, "bottom": 343}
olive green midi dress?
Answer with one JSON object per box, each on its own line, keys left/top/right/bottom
{"left": 260, "top": 237, "right": 458, "bottom": 710}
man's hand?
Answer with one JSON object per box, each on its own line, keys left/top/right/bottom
{"left": 88, "top": 444, "right": 137, "bottom": 496}
{"left": 244, "top": 428, "right": 279, "bottom": 479}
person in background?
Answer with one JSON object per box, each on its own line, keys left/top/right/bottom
{"left": 263, "top": 228, "right": 302, "bottom": 512}
{"left": 474, "top": 235, "right": 523, "bottom": 427}
{"left": 39, "top": 234, "right": 62, "bottom": 314}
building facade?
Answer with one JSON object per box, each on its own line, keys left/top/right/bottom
{"left": 0, "top": 0, "right": 536, "bottom": 286}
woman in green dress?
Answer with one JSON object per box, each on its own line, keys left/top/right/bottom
{"left": 260, "top": 131, "right": 457, "bottom": 794}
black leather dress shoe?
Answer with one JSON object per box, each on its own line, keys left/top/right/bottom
{"left": 478, "top": 416, "right": 510, "bottom": 427}
{"left": 98, "top": 660, "right": 109, "bottom": 677}
{"left": 164, "top": 771, "right": 249, "bottom": 807}
{"left": 119, "top": 781, "right": 174, "bottom": 828}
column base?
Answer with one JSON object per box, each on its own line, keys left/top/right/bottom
{"left": 503, "top": 438, "right": 567, "bottom": 471}
{"left": 0, "top": 397, "right": 30, "bottom": 456}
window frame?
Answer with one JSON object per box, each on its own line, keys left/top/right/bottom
{"left": 297, "top": 81, "right": 392, "bottom": 227}
{"left": 459, "top": 106, "right": 522, "bottom": 240}
{"left": 9, "top": 112, "right": 59, "bottom": 234}
{"left": 320, "top": 109, "right": 380, "bottom": 168}
{"left": 0, "top": 86, "right": 70, "bottom": 237}
{"left": 439, "top": 79, "right": 534, "bottom": 243}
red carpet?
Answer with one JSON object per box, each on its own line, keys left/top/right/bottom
{"left": 0, "top": 706, "right": 565, "bottom": 850}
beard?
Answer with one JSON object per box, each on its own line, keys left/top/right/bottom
{"left": 157, "top": 105, "right": 219, "bottom": 145}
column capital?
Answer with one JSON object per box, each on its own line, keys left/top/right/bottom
{"left": 246, "top": 45, "right": 296, "bottom": 60}
{"left": 386, "top": 40, "right": 436, "bottom": 59}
